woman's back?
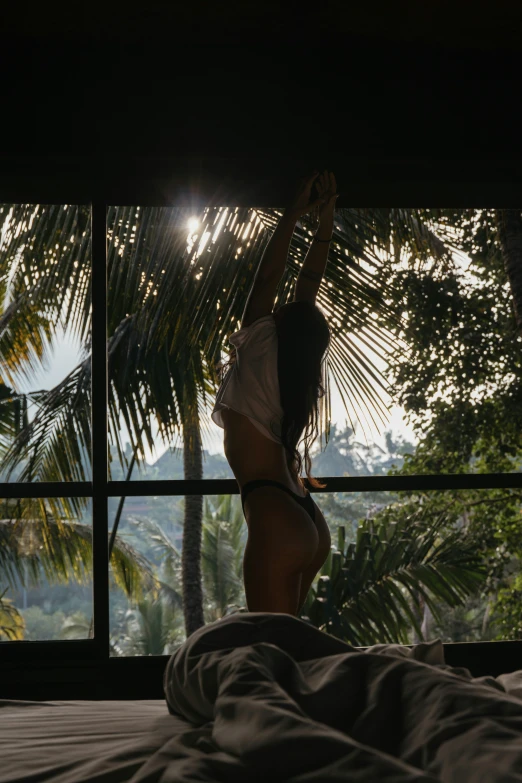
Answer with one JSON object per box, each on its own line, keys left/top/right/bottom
{"left": 220, "top": 406, "right": 307, "bottom": 496}
{"left": 212, "top": 314, "right": 307, "bottom": 495}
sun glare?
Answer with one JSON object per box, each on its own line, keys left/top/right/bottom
{"left": 188, "top": 217, "right": 200, "bottom": 234}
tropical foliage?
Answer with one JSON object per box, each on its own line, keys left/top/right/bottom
{"left": 0, "top": 203, "right": 456, "bottom": 489}
{"left": 300, "top": 503, "right": 487, "bottom": 646}
{"left": 0, "top": 198, "right": 521, "bottom": 646}
{"left": 0, "top": 497, "right": 160, "bottom": 641}
{"left": 200, "top": 494, "right": 247, "bottom": 623}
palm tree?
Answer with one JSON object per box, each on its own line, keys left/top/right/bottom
{"left": 1, "top": 199, "right": 518, "bottom": 638}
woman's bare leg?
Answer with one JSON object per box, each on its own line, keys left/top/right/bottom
{"left": 243, "top": 536, "right": 303, "bottom": 615}
{"left": 297, "top": 500, "right": 332, "bottom": 614}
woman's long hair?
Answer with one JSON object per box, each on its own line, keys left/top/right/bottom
{"left": 275, "top": 301, "right": 331, "bottom": 490}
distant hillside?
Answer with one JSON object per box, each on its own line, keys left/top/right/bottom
{"left": 109, "top": 443, "right": 234, "bottom": 481}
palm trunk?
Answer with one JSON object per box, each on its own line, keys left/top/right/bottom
{"left": 495, "top": 209, "right": 522, "bottom": 335}
{"left": 182, "top": 414, "right": 205, "bottom": 637}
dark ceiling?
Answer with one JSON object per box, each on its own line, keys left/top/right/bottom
{"left": 1, "top": 1, "right": 520, "bottom": 204}
{"left": 4, "top": 0, "right": 522, "bottom": 51}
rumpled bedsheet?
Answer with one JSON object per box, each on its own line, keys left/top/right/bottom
{"left": 160, "top": 612, "right": 522, "bottom": 782}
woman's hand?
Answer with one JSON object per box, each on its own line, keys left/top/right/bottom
{"left": 284, "top": 171, "right": 328, "bottom": 219}
{"left": 314, "top": 170, "right": 339, "bottom": 222}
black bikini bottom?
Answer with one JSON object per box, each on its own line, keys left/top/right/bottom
{"left": 240, "top": 479, "right": 316, "bottom": 522}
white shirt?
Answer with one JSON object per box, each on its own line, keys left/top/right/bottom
{"left": 211, "top": 314, "right": 284, "bottom": 444}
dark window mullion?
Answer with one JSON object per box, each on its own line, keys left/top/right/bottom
{"left": 0, "top": 482, "right": 90, "bottom": 498}
{"left": 91, "top": 201, "right": 109, "bottom": 660}
{"left": 106, "top": 473, "right": 522, "bottom": 497}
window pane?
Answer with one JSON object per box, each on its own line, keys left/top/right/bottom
{"left": 108, "top": 493, "right": 247, "bottom": 657}
{"left": 0, "top": 204, "right": 92, "bottom": 483}
{"left": 307, "top": 487, "right": 518, "bottom": 646}
{"left": 108, "top": 487, "right": 521, "bottom": 656}
{"left": 0, "top": 497, "right": 93, "bottom": 642}
{"left": 106, "top": 205, "right": 519, "bottom": 480}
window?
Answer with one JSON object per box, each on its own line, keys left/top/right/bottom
{"left": 1, "top": 169, "right": 521, "bottom": 691}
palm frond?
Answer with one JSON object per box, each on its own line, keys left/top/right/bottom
{"left": 0, "top": 280, "right": 56, "bottom": 387}
{"left": 303, "top": 505, "right": 487, "bottom": 646}
{"left": 108, "top": 533, "right": 160, "bottom": 602}
{"left": 117, "top": 205, "right": 409, "bottom": 447}
{"left": 126, "top": 516, "right": 181, "bottom": 571}
{"left": 0, "top": 204, "right": 91, "bottom": 344}
{"left": 0, "top": 512, "right": 158, "bottom": 605}
{"left": 0, "top": 359, "right": 91, "bottom": 490}
{"left": 201, "top": 507, "right": 243, "bottom": 613}
{"left": 0, "top": 383, "right": 21, "bottom": 454}
{"left": 123, "top": 517, "right": 183, "bottom": 608}
{"left": 0, "top": 587, "right": 25, "bottom": 640}
{"left": 153, "top": 579, "right": 183, "bottom": 611}
{"left": 125, "top": 596, "right": 175, "bottom": 656}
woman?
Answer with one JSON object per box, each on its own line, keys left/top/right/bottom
{"left": 212, "top": 170, "right": 338, "bottom": 616}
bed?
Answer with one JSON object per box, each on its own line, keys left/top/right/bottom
{"left": 3, "top": 612, "right": 522, "bottom": 782}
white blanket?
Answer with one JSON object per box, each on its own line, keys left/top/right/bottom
{"left": 162, "top": 612, "right": 522, "bottom": 782}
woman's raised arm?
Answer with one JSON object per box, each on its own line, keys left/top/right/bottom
{"left": 295, "top": 170, "right": 338, "bottom": 303}
{"left": 255, "top": 171, "right": 325, "bottom": 284}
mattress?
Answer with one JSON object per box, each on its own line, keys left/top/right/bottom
{"left": 0, "top": 699, "right": 191, "bottom": 783}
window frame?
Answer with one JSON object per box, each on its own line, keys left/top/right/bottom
{"left": 1, "top": 160, "right": 522, "bottom": 696}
